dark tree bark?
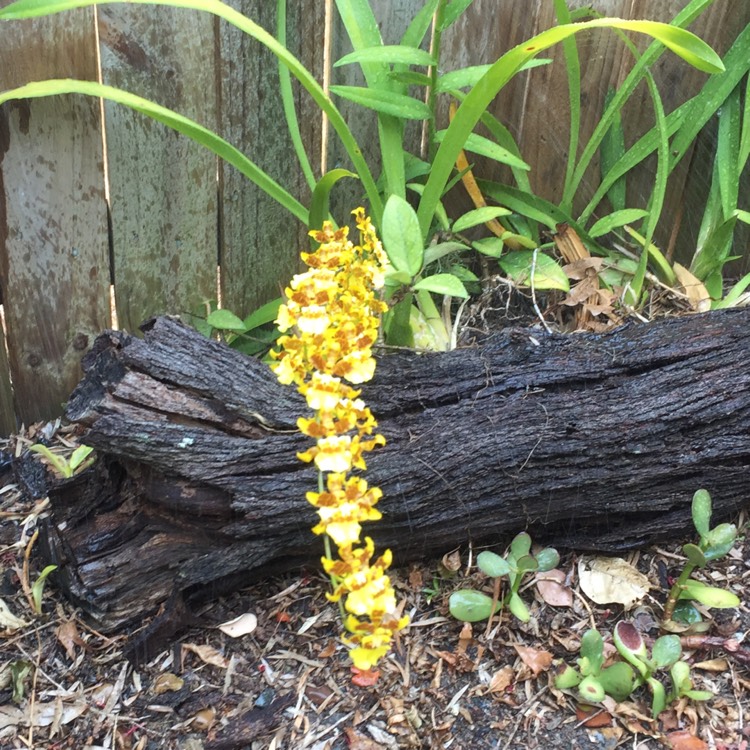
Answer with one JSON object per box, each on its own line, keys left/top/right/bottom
{"left": 39, "top": 311, "right": 750, "bottom": 659}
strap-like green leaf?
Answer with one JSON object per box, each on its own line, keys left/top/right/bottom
{"left": 330, "top": 85, "right": 432, "bottom": 119}
{"left": 335, "top": 45, "right": 436, "bottom": 68}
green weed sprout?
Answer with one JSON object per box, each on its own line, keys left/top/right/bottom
{"left": 31, "top": 565, "right": 58, "bottom": 616}
{"left": 613, "top": 620, "right": 712, "bottom": 716}
{"left": 663, "top": 488, "right": 739, "bottom": 624}
{"left": 554, "top": 629, "right": 636, "bottom": 703}
{"left": 29, "top": 444, "right": 94, "bottom": 479}
{"left": 449, "top": 532, "right": 559, "bottom": 623}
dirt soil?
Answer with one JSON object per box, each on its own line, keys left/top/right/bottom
{"left": 1, "top": 426, "right": 749, "bottom": 750}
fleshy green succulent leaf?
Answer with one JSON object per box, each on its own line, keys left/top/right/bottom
{"left": 691, "top": 488, "right": 712, "bottom": 538}
{"left": 535, "top": 547, "right": 560, "bottom": 572}
{"left": 670, "top": 660, "right": 691, "bottom": 694}
{"left": 613, "top": 621, "right": 649, "bottom": 678}
{"left": 685, "top": 689, "right": 714, "bottom": 701}
{"left": 449, "top": 590, "right": 497, "bottom": 622}
{"left": 703, "top": 523, "right": 737, "bottom": 560}
{"left": 515, "top": 555, "right": 539, "bottom": 574}
{"left": 577, "top": 675, "right": 606, "bottom": 703}
{"left": 671, "top": 600, "right": 703, "bottom": 625}
{"left": 498, "top": 250, "right": 571, "bottom": 292}
{"left": 31, "top": 565, "right": 57, "bottom": 615}
{"left": 679, "top": 580, "right": 740, "bottom": 608}
{"left": 682, "top": 543, "right": 707, "bottom": 568}
{"left": 508, "top": 591, "right": 530, "bottom": 622}
{"left": 599, "top": 662, "right": 636, "bottom": 703}
{"left": 554, "top": 664, "right": 582, "bottom": 690}
{"left": 580, "top": 630, "right": 605, "bottom": 675}
{"left": 510, "top": 532, "right": 532, "bottom": 559}
{"left": 651, "top": 635, "right": 682, "bottom": 669}
{"left": 647, "top": 676, "right": 667, "bottom": 718}
{"left": 477, "top": 550, "right": 512, "bottom": 579}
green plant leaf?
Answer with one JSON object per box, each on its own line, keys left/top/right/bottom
{"left": 423, "top": 241, "right": 469, "bottom": 267}
{"left": 0, "top": 79, "right": 311, "bottom": 225}
{"left": 309, "top": 169, "right": 359, "bottom": 234}
{"left": 330, "top": 85, "right": 432, "bottom": 119}
{"left": 69, "top": 445, "right": 94, "bottom": 472}
{"left": 436, "top": 59, "right": 551, "bottom": 92}
{"left": 600, "top": 87, "right": 627, "bottom": 212}
{"left": 703, "top": 523, "right": 737, "bottom": 560}
{"left": 31, "top": 565, "right": 57, "bottom": 615}
{"left": 439, "top": 0, "right": 476, "bottom": 31}
{"left": 413, "top": 274, "right": 469, "bottom": 298}
{"left": 714, "top": 270, "right": 750, "bottom": 309}
{"left": 685, "top": 689, "right": 714, "bottom": 701}
{"left": 577, "top": 675, "right": 606, "bottom": 703}
{"left": 589, "top": 209, "right": 649, "bottom": 238}
{"left": 651, "top": 635, "right": 682, "bottom": 669}
{"left": 434, "top": 130, "right": 530, "bottom": 170}
{"left": 508, "top": 591, "right": 530, "bottom": 622}
{"left": 647, "top": 676, "right": 667, "bottom": 718}
{"left": 499, "top": 251, "right": 570, "bottom": 292}
{"left": 672, "top": 600, "right": 703, "bottom": 625}
{"left": 335, "top": 44, "right": 436, "bottom": 68}
{"left": 477, "top": 550, "right": 512, "bottom": 579}
{"left": 449, "top": 589, "right": 497, "bottom": 622}
{"left": 554, "top": 664, "right": 582, "bottom": 690}
{"left": 207, "top": 309, "right": 248, "bottom": 332}
{"left": 243, "top": 298, "right": 283, "bottom": 331}
{"left": 535, "top": 548, "right": 560, "bottom": 572}
{"left": 613, "top": 621, "right": 649, "bottom": 678}
{"left": 679, "top": 580, "right": 740, "bottom": 608}
{"left": 510, "top": 532, "right": 532, "bottom": 559}
{"left": 452, "top": 207, "right": 512, "bottom": 233}
{"left": 472, "top": 238, "right": 505, "bottom": 258}
{"left": 599, "top": 662, "right": 636, "bottom": 702}
{"left": 28, "top": 444, "right": 71, "bottom": 478}
{"left": 382, "top": 195, "right": 424, "bottom": 276}
{"left": 580, "top": 629, "right": 605, "bottom": 675}
{"left": 670, "top": 660, "right": 692, "bottom": 694}
{"left": 691, "top": 488, "right": 712, "bottom": 538}
{"left": 682, "top": 543, "right": 707, "bottom": 568}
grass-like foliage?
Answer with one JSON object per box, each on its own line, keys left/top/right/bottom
{"left": 0, "top": 0, "right": 731, "bottom": 344}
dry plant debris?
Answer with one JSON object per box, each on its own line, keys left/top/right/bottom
{"left": 1, "top": 420, "right": 750, "bottom": 750}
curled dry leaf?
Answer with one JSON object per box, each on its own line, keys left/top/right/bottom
{"left": 575, "top": 704, "right": 612, "bottom": 728}
{"left": 488, "top": 665, "right": 514, "bottom": 693}
{"left": 191, "top": 706, "right": 216, "bottom": 731}
{"left": 535, "top": 569, "right": 573, "bottom": 607}
{"left": 440, "top": 548, "right": 462, "bottom": 575}
{"left": 344, "top": 726, "right": 386, "bottom": 750}
{"left": 513, "top": 644, "right": 552, "bottom": 676}
{"left": 56, "top": 619, "right": 85, "bottom": 661}
{"left": 218, "top": 612, "right": 258, "bottom": 638}
{"left": 152, "top": 672, "right": 184, "bottom": 695}
{"left": 182, "top": 643, "right": 229, "bottom": 669}
{"left": 0, "top": 598, "right": 28, "bottom": 631}
{"left": 578, "top": 556, "right": 650, "bottom": 608}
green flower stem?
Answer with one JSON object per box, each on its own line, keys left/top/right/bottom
{"left": 320, "top": 470, "right": 346, "bottom": 620}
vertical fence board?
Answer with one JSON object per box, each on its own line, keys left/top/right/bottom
{"left": 98, "top": 5, "right": 218, "bottom": 334}
{"left": 440, "top": 0, "right": 750, "bottom": 253}
{"left": 0, "top": 312, "right": 13, "bottom": 434}
{"left": 218, "top": 1, "right": 324, "bottom": 316}
{"left": 327, "top": 0, "right": 425, "bottom": 219}
{"left": 0, "top": 9, "right": 109, "bottom": 428}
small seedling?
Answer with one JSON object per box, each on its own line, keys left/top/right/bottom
{"left": 663, "top": 489, "right": 739, "bottom": 624}
{"left": 449, "top": 532, "right": 559, "bottom": 623}
{"left": 613, "top": 620, "right": 698, "bottom": 717}
{"left": 554, "top": 628, "right": 636, "bottom": 703}
{"left": 31, "top": 565, "right": 57, "bottom": 615}
{"left": 29, "top": 443, "right": 94, "bottom": 479}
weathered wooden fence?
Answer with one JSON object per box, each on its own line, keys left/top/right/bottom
{"left": 0, "top": 0, "right": 748, "bottom": 435}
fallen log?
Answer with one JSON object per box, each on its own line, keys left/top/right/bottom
{"left": 38, "top": 310, "right": 750, "bottom": 659}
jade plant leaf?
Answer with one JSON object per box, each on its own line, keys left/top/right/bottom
{"left": 508, "top": 591, "right": 530, "bottom": 622}
{"left": 449, "top": 589, "right": 497, "bottom": 622}
{"left": 578, "top": 675, "right": 606, "bottom": 703}
{"left": 579, "top": 629, "right": 604, "bottom": 675}
{"left": 703, "top": 523, "right": 737, "bottom": 559}
{"left": 682, "top": 543, "right": 707, "bottom": 568}
{"left": 691, "top": 488, "right": 712, "bottom": 538}
{"left": 535, "top": 548, "right": 560, "bottom": 572}
{"left": 679, "top": 579, "right": 740, "bottom": 608}
{"left": 477, "top": 550, "right": 511, "bottom": 579}
{"left": 599, "top": 662, "right": 636, "bottom": 703}
{"left": 651, "top": 635, "right": 682, "bottom": 669}
{"left": 510, "top": 532, "right": 532, "bottom": 559}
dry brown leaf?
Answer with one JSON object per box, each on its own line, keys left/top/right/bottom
{"left": 218, "top": 612, "right": 257, "bottom": 638}
{"left": 56, "top": 618, "right": 85, "bottom": 661}
{"left": 440, "top": 548, "right": 462, "bottom": 575}
{"left": 488, "top": 665, "right": 514, "bottom": 693}
{"left": 535, "top": 569, "right": 573, "bottom": 607}
{"left": 578, "top": 556, "right": 650, "bottom": 608}
{"left": 666, "top": 730, "right": 709, "bottom": 750}
{"left": 673, "top": 262, "right": 711, "bottom": 313}
{"left": 344, "top": 726, "right": 386, "bottom": 749}
{"left": 191, "top": 706, "right": 216, "bottom": 731}
{"left": 408, "top": 566, "right": 423, "bottom": 589}
{"left": 575, "top": 704, "right": 612, "bottom": 727}
{"left": 0, "top": 597, "right": 28, "bottom": 631}
{"left": 152, "top": 672, "right": 184, "bottom": 695}
{"left": 562, "top": 257, "right": 604, "bottom": 279}
{"left": 513, "top": 644, "right": 552, "bottom": 676}
{"left": 182, "top": 642, "right": 229, "bottom": 669}
{"left": 693, "top": 658, "right": 728, "bottom": 671}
